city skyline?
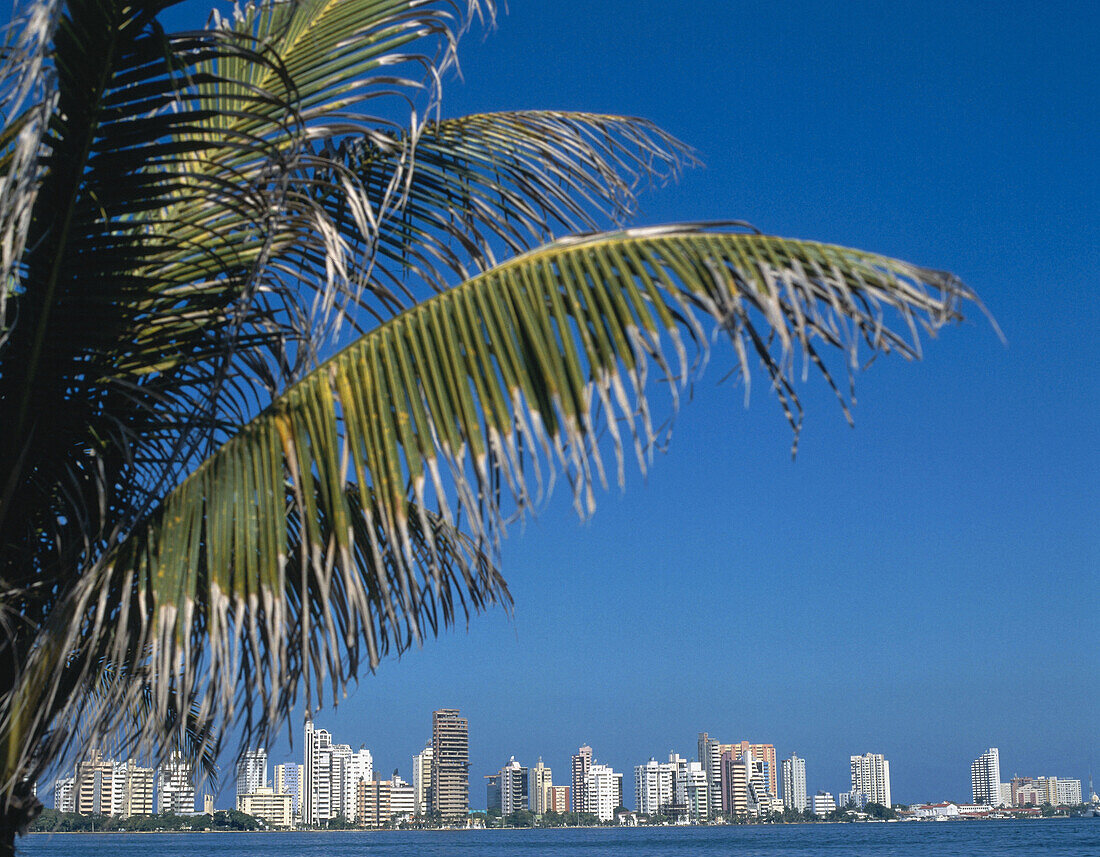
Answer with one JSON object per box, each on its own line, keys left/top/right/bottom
{"left": 209, "top": 0, "right": 1094, "bottom": 808}
{"left": 37, "top": 0, "right": 1097, "bottom": 813}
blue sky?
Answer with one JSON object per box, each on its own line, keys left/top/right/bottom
{"left": 82, "top": 0, "right": 1100, "bottom": 807}
{"left": 244, "top": 0, "right": 1097, "bottom": 808}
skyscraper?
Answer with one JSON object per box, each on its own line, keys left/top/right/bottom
{"left": 697, "top": 733, "right": 721, "bottom": 819}
{"left": 781, "top": 754, "right": 807, "bottom": 813}
{"left": 236, "top": 748, "right": 268, "bottom": 796}
{"left": 413, "top": 742, "right": 433, "bottom": 815}
{"left": 273, "top": 762, "right": 301, "bottom": 817}
{"left": 585, "top": 763, "right": 619, "bottom": 821}
{"left": 634, "top": 757, "right": 675, "bottom": 815}
{"left": 499, "top": 757, "right": 529, "bottom": 815}
{"left": 53, "top": 777, "right": 75, "bottom": 814}
{"left": 971, "top": 748, "right": 1002, "bottom": 805}
{"left": 431, "top": 708, "right": 469, "bottom": 821}
{"left": 850, "top": 753, "right": 891, "bottom": 808}
{"left": 75, "top": 750, "right": 116, "bottom": 816}
{"left": 118, "top": 761, "right": 154, "bottom": 817}
{"left": 303, "top": 719, "right": 334, "bottom": 824}
{"left": 531, "top": 758, "right": 553, "bottom": 816}
{"left": 340, "top": 746, "right": 373, "bottom": 821}
{"left": 156, "top": 752, "right": 195, "bottom": 815}
{"left": 571, "top": 745, "right": 592, "bottom": 813}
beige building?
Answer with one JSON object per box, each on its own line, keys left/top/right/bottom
{"left": 412, "top": 743, "right": 433, "bottom": 815}
{"left": 357, "top": 778, "right": 391, "bottom": 828}
{"left": 75, "top": 750, "right": 116, "bottom": 816}
{"left": 549, "top": 785, "right": 569, "bottom": 813}
{"left": 237, "top": 787, "right": 293, "bottom": 826}
{"left": 118, "top": 762, "right": 154, "bottom": 817}
{"left": 531, "top": 758, "right": 553, "bottom": 815}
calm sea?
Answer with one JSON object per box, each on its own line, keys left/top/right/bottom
{"left": 19, "top": 820, "right": 1100, "bottom": 856}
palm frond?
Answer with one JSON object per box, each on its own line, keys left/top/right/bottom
{"left": 342, "top": 110, "right": 698, "bottom": 292}
{"left": 6, "top": 226, "right": 974, "bottom": 783}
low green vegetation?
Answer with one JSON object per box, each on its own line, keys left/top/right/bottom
{"left": 30, "top": 809, "right": 264, "bottom": 833}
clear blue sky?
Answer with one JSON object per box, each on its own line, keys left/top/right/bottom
{"left": 142, "top": 0, "right": 1100, "bottom": 806}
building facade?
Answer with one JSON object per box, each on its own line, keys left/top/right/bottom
{"left": 303, "top": 719, "right": 333, "bottom": 824}
{"left": 413, "top": 743, "right": 433, "bottom": 815}
{"left": 571, "top": 745, "right": 592, "bottom": 813}
{"left": 431, "top": 708, "right": 469, "bottom": 821}
{"left": 850, "top": 753, "right": 891, "bottom": 808}
{"left": 531, "top": 758, "right": 553, "bottom": 816}
{"left": 781, "top": 754, "right": 807, "bottom": 813}
{"left": 971, "top": 748, "right": 1001, "bottom": 806}
{"left": 156, "top": 752, "right": 195, "bottom": 815}
{"left": 634, "top": 757, "right": 675, "bottom": 815}
{"left": 54, "top": 777, "right": 75, "bottom": 814}
{"left": 499, "top": 757, "right": 528, "bottom": 815}
{"left": 584, "top": 763, "right": 619, "bottom": 821}
{"left": 237, "top": 787, "right": 293, "bottom": 826}
{"left": 272, "top": 762, "right": 301, "bottom": 817}
{"left": 812, "top": 791, "right": 836, "bottom": 815}
{"left": 236, "top": 749, "right": 268, "bottom": 797}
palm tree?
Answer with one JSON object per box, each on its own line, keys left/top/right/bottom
{"left": 0, "top": 0, "right": 979, "bottom": 849}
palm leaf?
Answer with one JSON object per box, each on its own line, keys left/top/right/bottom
{"left": 7, "top": 226, "right": 975, "bottom": 780}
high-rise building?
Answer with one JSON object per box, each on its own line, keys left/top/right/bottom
{"left": 340, "top": 746, "right": 373, "bottom": 821}
{"left": 585, "top": 763, "right": 619, "bottom": 821}
{"left": 329, "top": 743, "right": 352, "bottom": 821}
{"left": 118, "top": 762, "right": 154, "bottom": 817}
{"left": 683, "top": 761, "right": 708, "bottom": 822}
{"left": 781, "top": 754, "right": 807, "bottom": 813}
{"left": 634, "top": 757, "right": 675, "bottom": 815}
{"left": 720, "top": 748, "right": 769, "bottom": 818}
{"left": 273, "top": 762, "right": 301, "bottom": 817}
{"left": 156, "top": 752, "right": 195, "bottom": 815}
{"left": 531, "top": 758, "right": 553, "bottom": 816}
{"left": 571, "top": 745, "right": 592, "bottom": 813}
{"left": 1054, "top": 778, "right": 1082, "bottom": 805}
{"left": 357, "top": 777, "right": 391, "bottom": 828}
{"left": 697, "top": 733, "right": 721, "bottom": 820}
{"left": 499, "top": 757, "right": 528, "bottom": 815}
{"left": 303, "top": 719, "right": 334, "bottom": 824}
{"left": 971, "top": 748, "right": 1001, "bottom": 805}
{"left": 75, "top": 749, "right": 117, "bottom": 816}
{"left": 54, "top": 777, "right": 75, "bottom": 814}
{"left": 236, "top": 748, "right": 268, "bottom": 796}
{"left": 850, "top": 753, "right": 891, "bottom": 808}
{"left": 431, "top": 708, "right": 469, "bottom": 821}
{"left": 413, "top": 743, "right": 433, "bottom": 815}
{"left": 485, "top": 774, "right": 501, "bottom": 812}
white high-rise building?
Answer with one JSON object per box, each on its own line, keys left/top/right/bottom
{"left": 413, "top": 743, "right": 433, "bottom": 815}
{"left": 850, "top": 753, "right": 891, "bottom": 808}
{"left": 341, "top": 746, "right": 373, "bottom": 821}
{"left": 303, "top": 719, "right": 334, "bottom": 824}
{"left": 1055, "top": 779, "right": 1082, "bottom": 805}
{"left": 329, "top": 743, "right": 352, "bottom": 821}
{"left": 971, "top": 748, "right": 1001, "bottom": 805}
{"left": 156, "top": 752, "right": 195, "bottom": 814}
{"left": 781, "top": 754, "right": 807, "bottom": 813}
{"left": 585, "top": 763, "right": 619, "bottom": 821}
{"left": 684, "top": 761, "right": 708, "bottom": 822}
{"left": 499, "top": 757, "right": 529, "bottom": 815}
{"left": 54, "top": 777, "right": 75, "bottom": 813}
{"left": 236, "top": 749, "right": 268, "bottom": 796}
{"left": 634, "top": 757, "right": 675, "bottom": 815}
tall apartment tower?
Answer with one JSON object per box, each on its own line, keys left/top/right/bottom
{"left": 971, "top": 748, "right": 1002, "bottom": 805}
{"left": 272, "top": 762, "right": 301, "bottom": 817}
{"left": 236, "top": 748, "right": 268, "bottom": 796}
{"left": 303, "top": 719, "right": 335, "bottom": 824}
{"left": 431, "top": 708, "right": 469, "bottom": 821}
{"left": 571, "top": 745, "right": 592, "bottom": 813}
{"left": 413, "top": 742, "right": 433, "bottom": 815}
{"left": 499, "top": 757, "right": 529, "bottom": 815}
{"left": 850, "top": 753, "right": 891, "bottom": 808}
{"left": 156, "top": 752, "right": 195, "bottom": 814}
{"left": 118, "top": 762, "right": 154, "bottom": 817}
{"left": 781, "top": 754, "right": 807, "bottom": 813}
{"left": 74, "top": 750, "right": 117, "bottom": 816}
{"left": 697, "top": 733, "right": 721, "bottom": 820}
{"left": 585, "top": 763, "right": 619, "bottom": 821}
{"left": 531, "top": 758, "right": 553, "bottom": 815}
{"left": 54, "top": 777, "right": 75, "bottom": 813}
